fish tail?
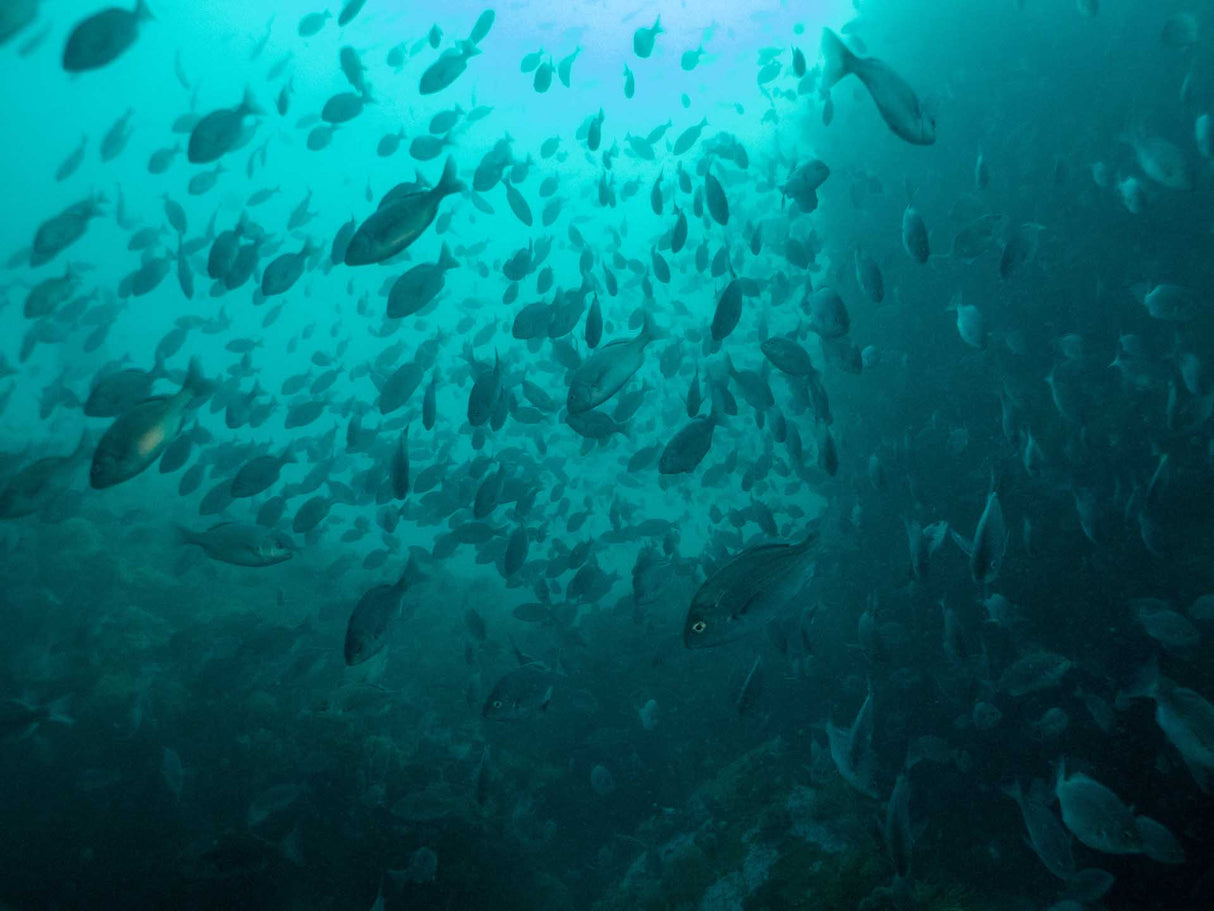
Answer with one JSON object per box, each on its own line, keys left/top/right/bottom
{"left": 800, "top": 523, "right": 820, "bottom": 549}
{"left": 949, "top": 529, "right": 974, "bottom": 557}
{"left": 398, "top": 553, "right": 428, "bottom": 589}
{"left": 45, "top": 695, "right": 74, "bottom": 726}
{"left": 437, "top": 242, "right": 459, "bottom": 271}
{"left": 240, "top": 87, "right": 263, "bottom": 117}
{"left": 997, "top": 777, "right": 1022, "bottom": 803}
{"left": 182, "top": 357, "right": 209, "bottom": 401}
{"left": 819, "top": 28, "right": 855, "bottom": 93}
{"left": 1116, "top": 655, "right": 1160, "bottom": 707}
{"left": 175, "top": 524, "right": 201, "bottom": 548}
{"left": 71, "top": 429, "right": 92, "bottom": 461}
{"left": 433, "top": 156, "right": 466, "bottom": 198}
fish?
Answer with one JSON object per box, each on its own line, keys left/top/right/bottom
{"left": 951, "top": 490, "right": 1007, "bottom": 585}
{"left": 468, "top": 9, "right": 495, "bottom": 45}
{"left": 345, "top": 157, "right": 464, "bottom": 265}
{"left": 683, "top": 529, "right": 817, "bottom": 648}
{"left": 90, "top": 359, "right": 207, "bottom": 489}
{"left": 1134, "top": 283, "right": 1200, "bottom": 322}
{"left": 1121, "top": 659, "right": 1214, "bottom": 792}
{"left": 177, "top": 523, "right": 294, "bottom": 566}
{"left": 344, "top": 558, "right": 425, "bottom": 666}
{"left": 297, "top": 11, "right": 329, "bottom": 37}
{"left": 633, "top": 16, "right": 662, "bottom": 59}
{"left": 946, "top": 292, "right": 986, "bottom": 349}
{"left": 187, "top": 89, "right": 261, "bottom": 164}
{"left": 1, "top": 695, "right": 74, "bottom": 740}
{"left": 62, "top": 1, "right": 150, "bottom": 72}
{"left": 482, "top": 662, "right": 557, "bottom": 721}
{"left": 1122, "top": 129, "right": 1191, "bottom": 190}
{"left": 55, "top": 135, "right": 87, "bottom": 182}
{"left": 261, "top": 239, "right": 316, "bottom": 296}
{"left": 806, "top": 287, "right": 850, "bottom": 339}
{"left": 419, "top": 41, "right": 481, "bottom": 95}
{"left": 1054, "top": 762, "right": 1143, "bottom": 855}
{"left": 0, "top": 1, "right": 37, "bottom": 47}
{"left": 902, "top": 204, "right": 930, "bottom": 263}
{"left": 31, "top": 194, "right": 105, "bottom": 266}
{"left": 0, "top": 434, "right": 89, "bottom": 519}
{"left": 827, "top": 684, "right": 880, "bottom": 797}
{"left": 567, "top": 315, "right": 656, "bottom": 414}
{"left": 230, "top": 450, "right": 294, "bottom": 498}
{"left": 819, "top": 28, "right": 935, "bottom": 145}
{"left": 1002, "top": 779, "right": 1075, "bottom": 880}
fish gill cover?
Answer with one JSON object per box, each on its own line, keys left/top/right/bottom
{"left": 1, "top": 0, "right": 1213, "bottom": 908}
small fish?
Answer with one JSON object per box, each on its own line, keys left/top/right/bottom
{"left": 633, "top": 16, "right": 662, "bottom": 59}
{"left": 951, "top": 490, "right": 1007, "bottom": 585}
{"left": 419, "top": 41, "right": 481, "bottom": 95}
{"left": 482, "top": 662, "right": 557, "bottom": 721}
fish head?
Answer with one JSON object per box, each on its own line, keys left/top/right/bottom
{"left": 683, "top": 601, "right": 739, "bottom": 649}
{"left": 566, "top": 382, "right": 594, "bottom": 415}
{"left": 918, "top": 111, "right": 938, "bottom": 145}
{"left": 481, "top": 687, "right": 530, "bottom": 721}
{"left": 88, "top": 446, "right": 121, "bottom": 489}
{"left": 262, "top": 532, "right": 296, "bottom": 563}
{"left": 343, "top": 627, "right": 370, "bottom": 666}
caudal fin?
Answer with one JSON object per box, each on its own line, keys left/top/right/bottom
{"left": 45, "top": 694, "right": 75, "bottom": 726}
{"left": 949, "top": 529, "right": 974, "bottom": 557}
{"left": 182, "top": 357, "right": 211, "bottom": 401}
{"left": 239, "top": 87, "right": 264, "bottom": 117}
{"left": 819, "top": 28, "right": 856, "bottom": 93}
{"left": 397, "top": 554, "right": 429, "bottom": 589}
{"left": 437, "top": 242, "right": 459, "bottom": 271}
{"left": 175, "top": 525, "right": 201, "bottom": 548}
{"left": 1115, "top": 655, "right": 1160, "bottom": 708}
{"left": 433, "top": 156, "right": 466, "bottom": 198}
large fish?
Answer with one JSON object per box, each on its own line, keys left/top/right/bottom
{"left": 683, "top": 529, "right": 818, "bottom": 648}
{"left": 1054, "top": 762, "right": 1143, "bottom": 855}
{"left": 90, "top": 359, "right": 207, "bottom": 489}
{"left": 343, "top": 557, "right": 424, "bottom": 665}
{"left": 344, "top": 157, "right": 464, "bottom": 265}
{"left": 567, "top": 314, "right": 656, "bottom": 414}
{"left": 819, "top": 28, "right": 935, "bottom": 145}
{"left": 177, "top": 522, "right": 295, "bottom": 567}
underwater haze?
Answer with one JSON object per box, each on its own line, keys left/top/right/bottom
{"left": 3, "top": 0, "right": 1214, "bottom": 909}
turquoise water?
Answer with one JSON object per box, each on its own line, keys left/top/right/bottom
{"left": 2, "top": 1, "right": 1213, "bottom": 908}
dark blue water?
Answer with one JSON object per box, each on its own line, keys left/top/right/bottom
{"left": 3, "top": 1, "right": 1214, "bottom": 908}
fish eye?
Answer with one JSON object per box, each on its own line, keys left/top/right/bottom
{"left": 691, "top": 620, "right": 707, "bottom": 634}
{"left": 492, "top": 700, "right": 503, "bottom": 709}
